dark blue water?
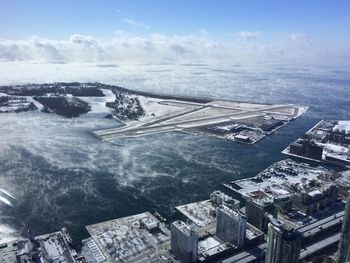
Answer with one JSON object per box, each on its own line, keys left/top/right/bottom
{"left": 0, "top": 60, "right": 349, "bottom": 245}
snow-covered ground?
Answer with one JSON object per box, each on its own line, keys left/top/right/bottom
{"left": 295, "top": 106, "right": 309, "bottom": 118}
{"left": 138, "top": 96, "right": 191, "bottom": 120}
{"left": 78, "top": 89, "right": 115, "bottom": 114}
{"left": 115, "top": 96, "right": 199, "bottom": 130}
{"left": 0, "top": 96, "right": 35, "bottom": 113}
{"left": 207, "top": 100, "right": 271, "bottom": 110}
{"left": 25, "top": 96, "right": 43, "bottom": 110}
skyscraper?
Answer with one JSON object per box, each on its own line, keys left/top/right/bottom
{"left": 171, "top": 220, "right": 198, "bottom": 263}
{"left": 338, "top": 191, "right": 350, "bottom": 263}
{"left": 265, "top": 219, "right": 300, "bottom": 263}
{"left": 216, "top": 205, "right": 247, "bottom": 248}
{"left": 245, "top": 195, "right": 277, "bottom": 232}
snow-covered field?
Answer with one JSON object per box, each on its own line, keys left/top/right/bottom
{"left": 138, "top": 96, "right": 190, "bottom": 119}
{"left": 78, "top": 89, "right": 115, "bottom": 114}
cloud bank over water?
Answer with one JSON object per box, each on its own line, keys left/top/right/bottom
{"left": 0, "top": 32, "right": 348, "bottom": 64}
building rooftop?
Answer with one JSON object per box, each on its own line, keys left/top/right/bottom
{"left": 172, "top": 220, "right": 192, "bottom": 236}
{"left": 218, "top": 205, "right": 246, "bottom": 221}
{"left": 0, "top": 230, "right": 77, "bottom": 263}
{"left": 283, "top": 120, "right": 350, "bottom": 167}
{"left": 85, "top": 212, "right": 170, "bottom": 263}
{"left": 221, "top": 243, "right": 266, "bottom": 263}
{"left": 333, "top": 121, "right": 350, "bottom": 134}
{"left": 198, "top": 236, "right": 221, "bottom": 254}
{"left": 176, "top": 199, "right": 217, "bottom": 228}
{"left": 225, "top": 159, "right": 334, "bottom": 206}
{"left": 245, "top": 190, "right": 274, "bottom": 207}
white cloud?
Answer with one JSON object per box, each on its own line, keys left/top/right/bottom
{"left": 122, "top": 18, "right": 150, "bottom": 29}
{"left": 69, "top": 34, "right": 98, "bottom": 46}
{"left": 0, "top": 32, "right": 347, "bottom": 64}
{"left": 238, "top": 31, "right": 260, "bottom": 39}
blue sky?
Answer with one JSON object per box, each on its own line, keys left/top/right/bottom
{"left": 0, "top": 0, "right": 349, "bottom": 63}
{"left": 1, "top": 0, "right": 349, "bottom": 41}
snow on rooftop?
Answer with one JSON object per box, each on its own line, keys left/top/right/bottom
{"left": 84, "top": 237, "right": 106, "bottom": 263}
{"left": 308, "top": 190, "right": 322, "bottom": 197}
{"left": 198, "top": 236, "right": 221, "bottom": 254}
{"left": 321, "top": 143, "right": 349, "bottom": 154}
{"left": 245, "top": 228, "right": 258, "bottom": 240}
{"left": 317, "top": 141, "right": 350, "bottom": 163}
{"left": 4, "top": 231, "right": 76, "bottom": 263}
{"left": 234, "top": 160, "right": 332, "bottom": 202}
{"left": 40, "top": 234, "right": 67, "bottom": 261}
{"left": 173, "top": 220, "right": 192, "bottom": 235}
{"left": 218, "top": 205, "right": 244, "bottom": 220}
{"left": 336, "top": 170, "right": 350, "bottom": 186}
{"left": 176, "top": 200, "right": 216, "bottom": 227}
{"left": 86, "top": 212, "right": 170, "bottom": 262}
{"left": 333, "top": 121, "right": 350, "bottom": 133}
{"left": 327, "top": 152, "right": 350, "bottom": 162}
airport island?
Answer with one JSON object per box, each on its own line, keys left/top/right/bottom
{"left": 0, "top": 82, "right": 307, "bottom": 144}
{"left": 0, "top": 83, "right": 350, "bottom": 263}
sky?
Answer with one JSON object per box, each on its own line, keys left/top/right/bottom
{"left": 0, "top": 0, "right": 349, "bottom": 63}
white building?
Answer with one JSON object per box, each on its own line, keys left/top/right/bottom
{"left": 216, "top": 205, "right": 246, "bottom": 248}
{"left": 171, "top": 220, "right": 198, "bottom": 263}
{"left": 210, "top": 190, "right": 240, "bottom": 210}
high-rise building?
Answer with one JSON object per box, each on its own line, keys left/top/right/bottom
{"left": 245, "top": 194, "right": 277, "bottom": 232}
{"left": 171, "top": 220, "right": 198, "bottom": 263}
{"left": 292, "top": 183, "right": 338, "bottom": 215}
{"left": 216, "top": 205, "right": 247, "bottom": 248}
{"left": 210, "top": 190, "right": 240, "bottom": 210}
{"left": 338, "top": 191, "right": 350, "bottom": 263}
{"left": 265, "top": 219, "right": 300, "bottom": 263}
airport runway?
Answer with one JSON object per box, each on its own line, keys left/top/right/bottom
{"left": 94, "top": 100, "right": 300, "bottom": 141}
